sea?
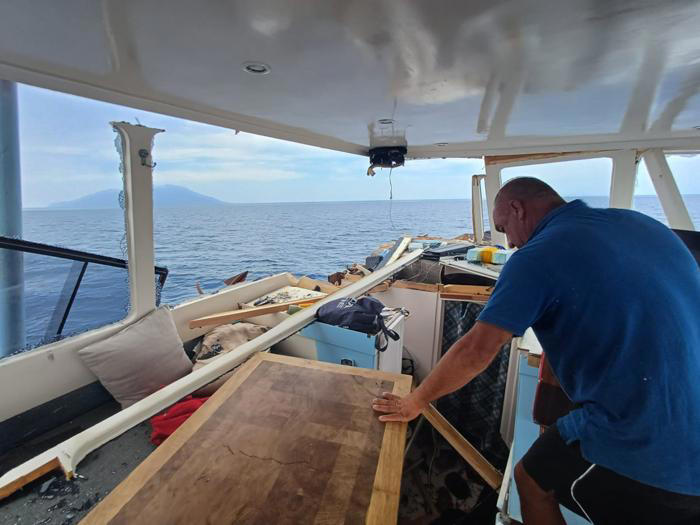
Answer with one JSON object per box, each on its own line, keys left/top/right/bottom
{"left": 7, "top": 195, "right": 700, "bottom": 354}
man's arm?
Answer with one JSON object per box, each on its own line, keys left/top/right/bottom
{"left": 372, "top": 321, "right": 513, "bottom": 422}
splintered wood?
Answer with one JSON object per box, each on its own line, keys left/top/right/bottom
{"left": 82, "top": 353, "right": 412, "bottom": 525}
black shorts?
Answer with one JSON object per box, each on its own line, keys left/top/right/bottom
{"left": 521, "top": 426, "right": 700, "bottom": 525}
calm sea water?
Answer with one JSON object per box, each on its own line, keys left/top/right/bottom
{"left": 8, "top": 196, "right": 700, "bottom": 352}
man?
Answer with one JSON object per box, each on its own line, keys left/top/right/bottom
{"left": 372, "top": 177, "right": 700, "bottom": 524}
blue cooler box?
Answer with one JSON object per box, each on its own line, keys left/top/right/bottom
{"left": 295, "top": 313, "right": 405, "bottom": 373}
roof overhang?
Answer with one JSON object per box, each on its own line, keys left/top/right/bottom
{"left": 2, "top": 0, "right": 700, "bottom": 157}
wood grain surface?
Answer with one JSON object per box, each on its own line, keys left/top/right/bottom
{"left": 82, "top": 353, "right": 411, "bottom": 525}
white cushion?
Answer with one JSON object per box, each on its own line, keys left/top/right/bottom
{"left": 78, "top": 307, "right": 193, "bottom": 408}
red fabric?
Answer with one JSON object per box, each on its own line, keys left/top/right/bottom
{"left": 149, "top": 395, "right": 210, "bottom": 445}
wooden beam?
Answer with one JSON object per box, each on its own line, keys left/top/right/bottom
{"left": 295, "top": 276, "right": 340, "bottom": 294}
{"left": 441, "top": 285, "right": 493, "bottom": 296}
{"left": 391, "top": 280, "right": 440, "bottom": 293}
{"left": 188, "top": 296, "right": 325, "bottom": 329}
{"left": 439, "top": 284, "right": 493, "bottom": 302}
{"left": 423, "top": 404, "right": 503, "bottom": 489}
{"left": 439, "top": 293, "right": 490, "bottom": 302}
{"left": 0, "top": 457, "right": 63, "bottom": 501}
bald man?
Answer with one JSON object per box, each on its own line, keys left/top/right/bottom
{"left": 372, "top": 177, "right": 700, "bottom": 524}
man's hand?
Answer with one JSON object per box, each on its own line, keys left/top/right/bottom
{"left": 371, "top": 391, "right": 426, "bottom": 422}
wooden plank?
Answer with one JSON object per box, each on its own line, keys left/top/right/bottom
{"left": 83, "top": 354, "right": 412, "bottom": 525}
{"left": 391, "top": 280, "right": 439, "bottom": 293}
{"left": 439, "top": 284, "right": 493, "bottom": 302}
{"left": 423, "top": 404, "right": 503, "bottom": 489}
{"left": 527, "top": 352, "right": 542, "bottom": 368}
{"left": 440, "top": 293, "right": 489, "bottom": 303}
{"left": 440, "top": 284, "right": 493, "bottom": 296}
{"left": 188, "top": 296, "right": 325, "bottom": 329}
{"left": 296, "top": 276, "right": 340, "bottom": 295}
{"left": 366, "top": 372, "right": 412, "bottom": 525}
{"left": 0, "top": 456, "right": 63, "bottom": 500}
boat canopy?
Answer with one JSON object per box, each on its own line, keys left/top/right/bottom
{"left": 1, "top": 0, "right": 699, "bottom": 158}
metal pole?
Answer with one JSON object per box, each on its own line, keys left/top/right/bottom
{"left": 0, "top": 80, "right": 24, "bottom": 358}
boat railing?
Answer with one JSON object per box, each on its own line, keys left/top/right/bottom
{"left": 0, "top": 235, "right": 168, "bottom": 342}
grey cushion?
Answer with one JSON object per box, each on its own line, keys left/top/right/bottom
{"left": 77, "top": 307, "right": 192, "bottom": 408}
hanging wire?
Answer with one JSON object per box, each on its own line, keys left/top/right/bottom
{"left": 388, "top": 166, "right": 398, "bottom": 230}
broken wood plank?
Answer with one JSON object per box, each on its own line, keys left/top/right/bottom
{"left": 0, "top": 456, "right": 63, "bottom": 501}
{"left": 327, "top": 271, "right": 347, "bottom": 286}
{"left": 296, "top": 275, "right": 340, "bottom": 294}
{"left": 352, "top": 264, "right": 371, "bottom": 276}
{"left": 439, "top": 284, "right": 493, "bottom": 302}
{"left": 188, "top": 296, "right": 325, "bottom": 329}
{"left": 423, "top": 404, "right": 503, "bottom": 489}
{"left": 439, "top": 293, "right": 490, "bottom": 302}
{"left": 223, "top": 270, "right": 248, "bottom": 286}
{"left": 392, "top": 280, "right": 440, "bottom": 293}
{"left": 83, "top": 353, "right": 412, "bottom": 525}
{"left": 440, "top": 284, "right": 493, "bottom": 296}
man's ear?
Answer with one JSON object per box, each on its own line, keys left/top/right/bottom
{"left": 510, "top": 199, "right": 526, "bottom": 220}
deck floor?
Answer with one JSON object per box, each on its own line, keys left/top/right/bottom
{"left": 0, "top": 422, "right": 155, "bottom": 525}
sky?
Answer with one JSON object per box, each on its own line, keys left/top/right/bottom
{"left": 15, "top": 83, "right": 700, "bottom": 208}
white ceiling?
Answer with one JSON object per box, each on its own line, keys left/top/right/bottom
{"left": 1, "top": 0, "right": 700, "bottom": 157}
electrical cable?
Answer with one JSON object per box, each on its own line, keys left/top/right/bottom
{"left": 388, "top": 166, "right": 398, "bottom": 230}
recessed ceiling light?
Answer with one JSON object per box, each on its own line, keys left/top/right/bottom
{"left": 434, "top": 142, "right": 449, "bottom": 146}
{"left": 378, "top": 118, "right": 394, "bottom": 125}
{"left": 242, "top": 61, "right": 271, "bottom": 75}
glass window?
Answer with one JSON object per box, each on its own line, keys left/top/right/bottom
{"left": 635, "top": 155, "right": 699, "bottom": 228}
{"left": 501, "top": 157, "right": 613, "bottom": 208}
{"left": 0, "top": 85, "right": 133, "bottom": 360}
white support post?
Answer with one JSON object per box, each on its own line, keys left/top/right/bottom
{"left": 471, "top": 175, "right": 485, "bottom": 243}
{"left": 609, "top": 150, "right": 638, "bottom": 209}
{"left": 111, "top": 122, "right": 164, "bottom": 318}
{"left": 484, "top": 162, "right": 507, "bottom": 247}
{"left": 642, "top": 149, "right": 695, "bottom": 230}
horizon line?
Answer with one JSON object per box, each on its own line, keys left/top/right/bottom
{"left": 23, "top": 193, "right": 700, "bottom": 210}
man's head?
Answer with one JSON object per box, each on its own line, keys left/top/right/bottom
{"left": 493, "top": 177, "right": 565, "bottom": 248}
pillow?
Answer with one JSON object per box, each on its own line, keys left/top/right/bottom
{"left": 78, "top": 307, "right": 193, "bottom": 408}
{"left": 192, "top": 322, "right": 267, "bottom": 396}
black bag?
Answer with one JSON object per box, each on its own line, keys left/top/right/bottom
{"left": 316, "top": 297, "right": 399, "bottom": 351}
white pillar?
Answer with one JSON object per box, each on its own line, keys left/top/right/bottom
{"left": 471, "top": 175, "right": 485, "bottom": 243}
{"left": 609, "top": 150, "right": 638, "bottom": 209}
{"left": 111, "top": 122, "right": 163, "bottom": 318}
{"left": 484, "top": 162, "right": 507, "bottom": 247}
{"left": 642, "top": 149, "right": 694, "bottom": 230}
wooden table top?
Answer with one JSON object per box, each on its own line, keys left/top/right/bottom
{"left": 82, "top": 353, "right": 412, "bottom": 525}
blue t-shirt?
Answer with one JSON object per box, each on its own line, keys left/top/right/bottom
{"left": 478, "top": 200, "right": 700, "bottom": 495}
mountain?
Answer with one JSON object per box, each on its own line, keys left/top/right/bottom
{"left": 48, "top": 185, "right": 229, "bottom": 209}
